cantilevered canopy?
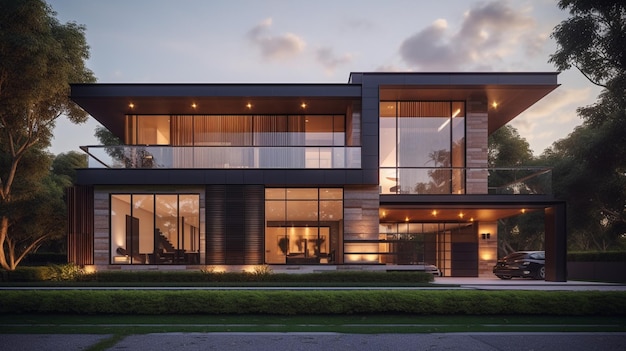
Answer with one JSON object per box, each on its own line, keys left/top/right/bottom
{"left": 373, "top": 72, "right": 560, "bottom": 134}
{"left": 379, "top": 195, "right": 559, "bottom": 223}
{"left": 70, "top": 83, "right": 362, "bottom": 139}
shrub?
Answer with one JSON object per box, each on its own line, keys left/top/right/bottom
{"left": 0, "top": 290, "right": 624, "bottom": 316}
{"left": 567, "top": 251, "right": 626, "bottom": 262}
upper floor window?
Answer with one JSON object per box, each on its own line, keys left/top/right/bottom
{"left": 125, "top": 114, "right": 345, "bottom": 147}
{"left": 380, "top": 101, "right": 465, "bottom": 194}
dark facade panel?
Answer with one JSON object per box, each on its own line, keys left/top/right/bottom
{"left": 205, "top": 185, "right": 264, "bottom": 265}
{"left": 451, "top": 243, "right": 478, "bottom": 277}
{"left": 71, "top": 83, "right": 362, "bottom": 99}
{"left": 67, "top": 185, "right": 94, "bottom": 265}
{"left": 77, "top": 169, "right": 370, "bottom": 186}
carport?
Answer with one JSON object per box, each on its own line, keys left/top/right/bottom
{"left": 379, "top": 195, "right": 567, "bottom": 282}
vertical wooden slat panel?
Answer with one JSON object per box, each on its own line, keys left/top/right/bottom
{"left": 205, "top": 185, "right": 264, "bottom": 265}
{"left": 67, "top": 185, "right": 94, "bottom": 265}
{"left": 205, "top": 186, "right": 226, "bottom": 264}
{"left": 244, "top": 185, "right": 264, "bottom": 264}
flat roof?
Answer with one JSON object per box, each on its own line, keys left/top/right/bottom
{"left": 70, "top": 72, "right": 559, "bottom": 139}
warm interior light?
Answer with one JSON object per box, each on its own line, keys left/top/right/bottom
{"left": 128, "top": 103, "right": 134, "bottom": 109}
{"left": 191, "top": 103, "right": 197, "bottom": 108}
{"left": 458, "top": 212, "right": 464, "bottom": 219}
{"left": 246, "top": 103, "right": 252, "bottom": 109}
{"left": 405, "top": 217, "right": 409, "bottom": 222}
{"left": 301, "top": 102, "right": 307, "bottom": 108}
{"left": 521, "top": 208, "right": 526, "bottom": 214}
{"left": 431, "top": 210, "right": 438, "bottom": 216}
{"left": 492, "top": 101, "right": 498, "bottom": 109}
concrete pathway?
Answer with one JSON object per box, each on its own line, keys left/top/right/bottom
{"left": 433, "top": 277, "right": 626, "bottom": 291}
{"left": 3, "top": 332, "right": 626, "bottom": 351}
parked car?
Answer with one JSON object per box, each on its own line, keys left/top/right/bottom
{"left": 421, "top": 262, "right": 442, "bottom": 277}
{"left": 493, "top": 251, "right": 545, "bottom": 280}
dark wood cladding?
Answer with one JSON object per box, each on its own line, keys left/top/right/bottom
{"left": 67, "top": 185, "right": 94, "bottom": 265}
{"left": 206, "top": 185, "right": 264, "bottom": 265}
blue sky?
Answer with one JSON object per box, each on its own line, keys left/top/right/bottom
{"left": 47, "top": 0, "right": 601, "bottom": 156}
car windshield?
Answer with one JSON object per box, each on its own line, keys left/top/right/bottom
{"left": 503, "top": 252, "right": 527, "bottom": 261}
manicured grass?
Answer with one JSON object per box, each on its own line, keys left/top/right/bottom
{"left": 1, "top": 314, "right": 624, "bottom": 334}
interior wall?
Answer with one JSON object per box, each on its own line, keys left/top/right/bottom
{"left": 478, "top": 221, "right": 498, "bottom": 277}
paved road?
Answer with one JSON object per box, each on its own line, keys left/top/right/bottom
{"left": 3, "top": 332, "right": 626, "bottom": 351}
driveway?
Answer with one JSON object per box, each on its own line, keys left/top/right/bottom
{"left": 434, "top": 276, "right": 626, "bottom": 291}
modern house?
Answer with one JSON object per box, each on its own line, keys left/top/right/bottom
{"left": 67, "top": 72, "right": 567, "bottom": 281}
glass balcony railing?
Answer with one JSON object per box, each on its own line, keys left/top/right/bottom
{"left": 379, "top": 167, "right": 552, "bottom": 195}
{"left": 81, "top": 145, "right": 362, "bottom": 169}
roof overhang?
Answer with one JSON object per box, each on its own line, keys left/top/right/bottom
{"left": 374, "top": 72, "right": 559, "bottom": 134}
{"left": 70, "top": 72, "right": 559, "bottom": 140}
{"left": 379, "top": 194, "right": 563, "bottom": 222}
{"left": 70, "top": 83, "right": 362, "bottom": 138}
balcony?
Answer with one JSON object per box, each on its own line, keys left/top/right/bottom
{"left": 81, "top": 145, "right": 362, "bottom": 169}
{"left": 380, "top": 167, "right": 552, "bottom": 195}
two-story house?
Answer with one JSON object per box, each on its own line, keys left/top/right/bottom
{"left": 67, "top": 72, "right": 567, "bottom": 281}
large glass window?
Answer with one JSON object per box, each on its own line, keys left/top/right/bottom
{"left": 126, "top": 114, "right": 345, "bottom": 147}
{"left": 379, "top": 101, "right": 465, "bottom": 194}
{"left": 265, "top": 188, "right": 343, "bottom": 264}
{"left": 110, "top": 193, "right": 200, "bottom": 265}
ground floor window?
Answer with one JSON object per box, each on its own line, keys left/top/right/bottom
{"left": 265, "top": 188, "right": 343, "bottom": 264}
{"left": 110, "top": 193, "right": 200, "bottom": 264}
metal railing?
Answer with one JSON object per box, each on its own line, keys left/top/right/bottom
{"left": 80, "top": 145, "right": 362, "bottom": 169}
{"left": 379, "top": 167, "right": 552, "bottom": 195}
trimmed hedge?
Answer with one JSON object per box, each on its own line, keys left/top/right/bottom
{"left": 0, "top": 290, "right": 624, "bottom": 316}
{"left": 0, "top": 267, "right": 434, "bottom": 284}
{"left": 567, "top": 251, "right": 626, "bottom": 262}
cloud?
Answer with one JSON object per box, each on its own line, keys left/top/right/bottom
{"left": 399, "top": 1, "right": 540, "bottom": 71}
{"left": 374, "top": 65, "right": 410, "bottom": 72}
{"left": 247, "top": 18, "right": 306, "bottom": 60}
{"left": 316, "top": 47, "right": 353, "bottom": 74}
{"left": 511, "top": 87, "right": 591, "bottom": 154}
{"left": 343, "top": 18, "right": 376, "bottom": 31}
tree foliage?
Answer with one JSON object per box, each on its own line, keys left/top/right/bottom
{"left": 489, "top": 125, "right": 544, "bottom": 255}
{"left": 0, "top": 0, "right": 95, "bottom": 269}
{"left": 545, "top": 0, "right": 626, "bottom": 250}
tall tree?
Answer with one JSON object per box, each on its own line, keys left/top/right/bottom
{"left": 488, "top": 125, "right": 544, "bottom": 255}
{"left": 0, "top": 0, "right": 96, "bottom": 270}
{"left": 546, "top": 0, "right": 626, "bottom": 251}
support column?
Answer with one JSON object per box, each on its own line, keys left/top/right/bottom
{"left": 466, "top": 99, "right": 488, "bottom": 194}
{"left": 545, "top": 203, "right": 567, "bottom": 281}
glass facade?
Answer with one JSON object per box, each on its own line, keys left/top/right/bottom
{"left": 265, "top": 188, "right": 343, "bottom": 264}
{"left": 380, "top": 101, "right": 465, "bottom": 194}
{"left": 126, "top": 114, "right": 345, "bottom": 147}
{"left": 110, "top": 193, "right": 200, "bottom": 265}
{"left": 106, "top": 114, "right": 360, "bottom": 169}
